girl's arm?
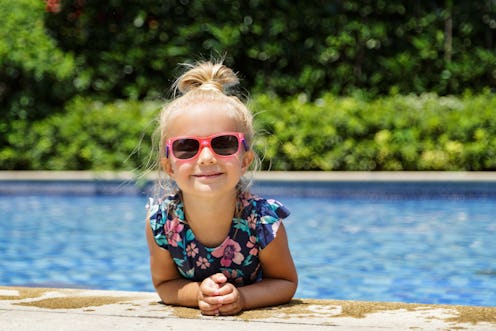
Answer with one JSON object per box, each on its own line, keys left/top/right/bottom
{"left": 145, "top": 218, "right": 200, "bottom": 307}
{"left": 237, "top": 222, "right": 298, "bottom": 309}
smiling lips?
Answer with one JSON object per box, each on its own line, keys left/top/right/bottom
{"left": 192, "top": 172, "right": 223, "bottom": 178}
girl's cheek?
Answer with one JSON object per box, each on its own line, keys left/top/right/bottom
{"left": 173, "top": 161, "right": 194, "bottom": 174}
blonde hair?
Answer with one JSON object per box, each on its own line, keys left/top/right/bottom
{"left": 151, "top": 60, "right": 258, "bottom": 197}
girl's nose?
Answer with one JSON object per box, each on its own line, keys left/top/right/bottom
{"left": 197, "top": 146, "right": 217, "bottom": 165}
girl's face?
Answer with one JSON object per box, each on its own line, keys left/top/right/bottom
{"left": 162, "top": 100, "right": 254, "bottom": 199}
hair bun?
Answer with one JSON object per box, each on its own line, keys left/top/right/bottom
{"left": 198, "top": 81, "right": 223, "bottom": 91}
{"left": 175, "top": 61, "right": 239, "bottom": 95}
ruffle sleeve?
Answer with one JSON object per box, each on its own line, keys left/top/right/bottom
{"left": 253, "top": 198, "right": 290, "bottom": 250}
{"left": 147, "top": 196, "right": 173, "bottom": 250}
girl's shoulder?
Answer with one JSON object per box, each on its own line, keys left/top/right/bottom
{"left": 147, "top": 193, "right": 183, "bottom": 226}
{"left": 239, "top": 193, "right": 290, "bottom": 249}
{"left": 240, "top": 192, "right": 291, "bottom": 221}
{"left": 146, "top": 194, "right": 184, "bottom": 250}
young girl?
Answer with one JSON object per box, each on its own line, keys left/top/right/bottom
{"left": 145, "top": 60, "right": 298, "bottom": 316}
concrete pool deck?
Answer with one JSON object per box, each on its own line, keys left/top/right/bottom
{"left": 1, "top": 171, "right": 496, "bottom": 329}
{"left": 1, "top": 286, "right": 496, "bottom": 330}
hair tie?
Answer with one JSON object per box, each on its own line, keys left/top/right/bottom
{"left": 199, "top": 82, "right": 222, "bottom": 91}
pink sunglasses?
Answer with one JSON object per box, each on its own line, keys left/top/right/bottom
{"left": 166, "top": 132, "right": 248, "bottom": 160}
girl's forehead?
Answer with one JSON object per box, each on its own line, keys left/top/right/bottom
{"left": 166, "top": 103, "right": 241, "bottom": 137}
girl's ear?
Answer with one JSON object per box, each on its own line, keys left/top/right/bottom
{"left": 161, "top": 157, "right": 175, "bottom": 178}
{"left": 241, "top": 150, "right": 254, "bottom": 174}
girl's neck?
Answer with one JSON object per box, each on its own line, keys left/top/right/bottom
{"left": 180, "top": 190, "right": 238, "bottom": 247}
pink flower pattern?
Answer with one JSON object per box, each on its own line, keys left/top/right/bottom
{"left": 212, "top": 238, "right": 244, "bottom": 267}
{"left": 164, "top": 217, "right": 184, "bottom": 247}
{"left": 196, "top": 257, "right": 210, "bottom": 269}
{"left": 186, "top": 242, "right": 199, "bottom": 258}
{"left": 247, "top": 213, "right": 257, "bottom": 230}
{"left": 247, "top": 236, "right": 258, "bottom": 256}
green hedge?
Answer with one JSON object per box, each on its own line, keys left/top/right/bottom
{"left": 253, "top": 91, "right": 496, "bottom": 171}
{"left": 0, "top": 0, "right": 76, "bottom": 156}
{"left": 2, "top": 93, "right": 496, "bottom": 171}
{"left": 3, "top": 1, "right": 496, "bottom": 169}
{"left": 42, "top": 0, "right": 496, "bottom": 99}
{"left": 0, "top": 98, "right": 160, "bottom": 170}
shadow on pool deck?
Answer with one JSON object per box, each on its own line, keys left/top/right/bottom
{"left": 1, "top": 286, "right": 495, "bottom": 330}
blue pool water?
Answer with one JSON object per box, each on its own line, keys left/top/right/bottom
{"left": 1, "top": 190, "right": 495, "bottom": 306}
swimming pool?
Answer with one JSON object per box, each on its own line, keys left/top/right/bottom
{"left": 1, "top": 177, "right": 495, "bottom": 306}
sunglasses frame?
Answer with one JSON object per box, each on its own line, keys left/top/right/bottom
{"left": 165, "top": 132, "right": 249, "bottom": 160}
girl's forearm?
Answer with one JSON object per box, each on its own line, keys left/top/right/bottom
{"left": 155, "top": 278, "right": 201, "bottom": 308}
{"left": 238, "top": 278, "right": 298, "bottom": 310}
{"left": 155, "top": 277, "right": 297, "bottom": 311}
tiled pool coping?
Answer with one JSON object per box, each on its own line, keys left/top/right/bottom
{"left": 1, "top": 286, "right": 495, "bottom": 330}
{"left": 2, "top": 171, "right": 496, "bottom": 197}
{"left": 3, "top": 170, "right": 496, "bottom": 181}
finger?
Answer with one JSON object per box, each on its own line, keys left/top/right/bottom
{"left": 218, "top": 301, "right": 242, "bottom": 316}
{"left": 215, "top": 282, "right": 234, "bottom": 296}
{"left": 214, "top": 290, "right": 238, "bottom": 307}
{"left": 200, "top": 307, "right": 220, "bottom": 316}
{"left": 202, "top": 276, "right": 218, "bottom": 287}
{"left": 200, "top": 294, "right": 225, "bottom": 305}
{"left": 198, "top": 300, "right": 222, "bottom": 315}
{"left": 210, "top": 272, "right": 227, "bottom": 284}
{"left": 200, "top": 278, "right": 222, "bottom": 296}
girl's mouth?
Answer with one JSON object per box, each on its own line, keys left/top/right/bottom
{"left": 192, "top": 172, "right": 223, "bottom": 178}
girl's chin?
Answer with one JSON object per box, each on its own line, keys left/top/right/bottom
{"left": 187, "top": 182, "right": 238, "bottom": 196}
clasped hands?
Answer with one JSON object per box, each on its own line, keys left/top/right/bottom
{"left": 197, "top": 273, "right": 244, "bottom": 316}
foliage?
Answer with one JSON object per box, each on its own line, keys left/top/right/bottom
{"left": 1, "top": 1, "right": 496, "bottom": 171}
{"left": 0, "top": 98, "right": 160, "bottom": 170}
{"left": 0, "top": 0, "right": 76, "bottom": 160}
{"left": 0, "top": 0, "right": 75, "bottom": 117}
{"left": 2, "top": 93, "right": 496, "bottom": 171}
{"left": 42, "top": 0, "right": 496, "bottom": 100}
{"left": 252, "top": 91, "right": 496, "bottom": 171}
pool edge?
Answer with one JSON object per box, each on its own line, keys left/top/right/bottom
{"left": 2, "top": 170, "right": 496, "bottom": 182}
{"left": 2, "top": 171, "right": 496, "bottom": 197}
{"left": 1, "top": 286, "right": 495, "bottom": 330}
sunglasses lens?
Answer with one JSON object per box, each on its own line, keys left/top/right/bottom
{"left": 172, "top": 138, "right": 200, "bottom": 159}
{"left": 211, "top": 135, "right": 239, "bottom": 155}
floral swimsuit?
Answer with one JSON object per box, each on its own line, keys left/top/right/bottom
{"left": 148, "top": 192, "right": 290, "bottom": 286}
